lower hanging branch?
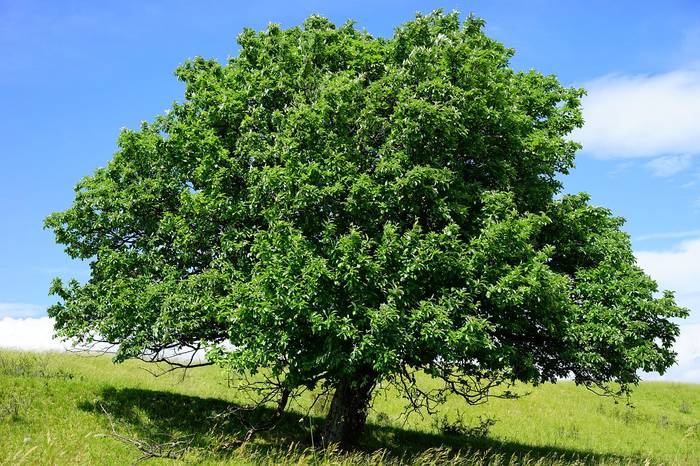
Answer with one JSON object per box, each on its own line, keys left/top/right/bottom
{"left": 208, "top": 385, "right": 293, "bottom": 449}
{"left": 98, "top": 403, "right": 195, "bottom": 465}
{"left": 241, "top": 386, "right": 291, "bottom": 441}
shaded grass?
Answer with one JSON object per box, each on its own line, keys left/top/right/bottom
{"left": 79, "top": 385, "right": 625, "bottom": 464}
{"left": 0, "top": 350, "right": 698, "bottom": 465}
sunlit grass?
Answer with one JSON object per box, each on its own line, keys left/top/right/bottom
{"left": 0, "top": 350, "right": 698, "bottom": 465}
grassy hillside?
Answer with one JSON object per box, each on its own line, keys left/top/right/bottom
{"left": 0, "top": 350, "right": 698, "bottom": 465}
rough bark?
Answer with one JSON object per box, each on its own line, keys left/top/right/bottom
{"left": 321, "top": 373, "right": 376, "bottom": 449}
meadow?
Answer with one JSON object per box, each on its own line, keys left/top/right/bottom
{"left": 0, "top": 350, "right": 698, "bottom": 465}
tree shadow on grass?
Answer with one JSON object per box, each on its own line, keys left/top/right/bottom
{"left": 78, "top": 386, "right": 314, "bottom": 454}
{"left": 79, "top": 386, "right": 628, "bottom": 464}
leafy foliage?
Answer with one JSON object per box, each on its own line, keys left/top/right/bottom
{"left": 46, "top": 9, "right": 686, "bottom": 427}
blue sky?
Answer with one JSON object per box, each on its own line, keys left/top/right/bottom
{"left": 1, "top": 0, "right": 700, "bottom": 380}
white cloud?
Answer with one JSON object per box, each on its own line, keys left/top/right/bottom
{"left": 644, "top": 323, "right": 700, "bottom": 382}
{"left": 635, "top": 238, "right": 700, "bottom": 320}
{"left": 0, "top": 317, "right": 207, "bottom": 363}
{"left": 636, "top": 238, "right": 700, "bottom": 382}
{"left": 0, "top": 317, "right": 68, "bottom": 351}
{"left": 644, "top": 154, "right": 693, "bottom": 177}
{"left": 572, "top": 69, "right": 700, "bottom": 158}
{"left": 670, "top": 324, "right": 700, "bottom": 379}
{"left": 0, "top": 303, "right": 46, "bottom": 319}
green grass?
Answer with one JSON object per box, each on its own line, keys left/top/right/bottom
{"left": 0, "top": 350, "right": 698, "bottom": 465}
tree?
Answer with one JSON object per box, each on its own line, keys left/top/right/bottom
{"left": 46, "top": 11, "right": 687, "bottom": 448}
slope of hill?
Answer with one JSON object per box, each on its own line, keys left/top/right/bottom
{"left": 0, "top": 350, "right": 698, "bottom": 465}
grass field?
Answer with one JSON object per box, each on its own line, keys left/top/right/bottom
{"left": 0, "top": 350, "right": 698, "bottom": 465}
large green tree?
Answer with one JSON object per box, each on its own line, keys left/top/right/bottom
{"left": 46, "top": 11, "right": 687, "bottom": 447}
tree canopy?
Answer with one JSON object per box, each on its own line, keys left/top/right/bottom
{"left": 46, "top": 11, "right": 687, "bottom": 447}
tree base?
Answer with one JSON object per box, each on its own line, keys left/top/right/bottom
{"left": 321, "top": 374, "right": 376, "bottom": 448}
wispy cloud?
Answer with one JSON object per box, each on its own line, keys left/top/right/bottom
{"left": 635, "top": 230, "right": 700, "bottom": 241}
{"left": 0, "top": 303, "right": 46, "bottom": 319}
{"left": 644, "top": 154, "right": 693, "bottom": 177}
{"left": 607, "top": 161, "right": 636, "bottom": 177}
{"left": 572, "top": 69, "right": 700, "bottom": 158}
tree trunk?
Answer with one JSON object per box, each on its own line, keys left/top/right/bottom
{"left": 321, "top": 373, "right": 376, "bottom": 449}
